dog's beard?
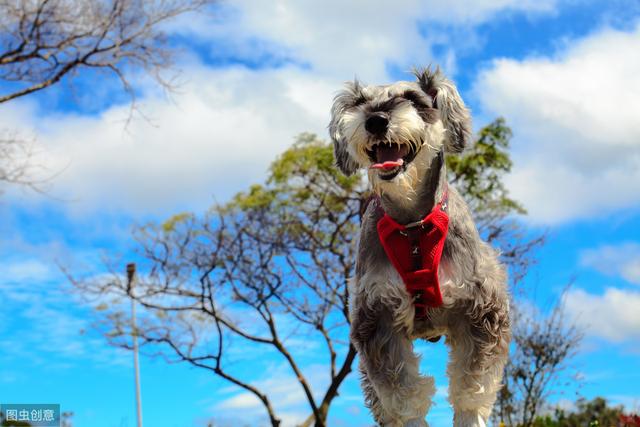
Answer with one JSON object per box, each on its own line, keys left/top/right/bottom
{"left": 369, "top": 145, "right": 428, "bottom": 207}
{"left": 338, "top": 103, "right": 446, "bottom": 207}
{"left": 368, "top": 121, "right": 445, "bottom": 209}
{"left": 341, "top": 103, "right": 425, "bottom": 167}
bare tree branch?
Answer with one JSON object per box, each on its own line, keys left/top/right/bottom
{"left": 0, "top": 129, "right": 54, "bottom": 193}
{"left": 0, "top": 0, "right": 215, "bottom": 193}
{"left": 0, "top": 0, "right": 213, "bottom": 104}
{"left": 494, "top": 287, "right": 584, "bottom": 427}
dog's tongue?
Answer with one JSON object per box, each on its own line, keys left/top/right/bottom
{"left": 370, "top": 144, "right": 409, "bottom": 170}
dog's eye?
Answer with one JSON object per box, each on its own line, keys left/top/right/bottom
{"left": 353, "top": 96, "right": 367, "bottom": 107}
{"left": 402, "top": 90, "right": 431, "bottom": 108}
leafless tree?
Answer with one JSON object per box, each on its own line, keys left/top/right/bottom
{"left": 494, "top": 290, "right": 584, "bottom": 427}
{"left": 71, "top": 135, "right": 365, "bottom": 427}
{"left": 0, "top": 0, "right": 214, "bottom": 189}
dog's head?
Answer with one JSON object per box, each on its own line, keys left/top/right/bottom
{"left": 329, "top": 67, "right": 471, "bottom": 193}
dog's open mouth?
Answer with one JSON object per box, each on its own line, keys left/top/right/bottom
{"left": 367, "top": 143, "right": 417, "bottom": 180}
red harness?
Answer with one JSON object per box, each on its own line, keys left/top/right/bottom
{"left": 376, "top": 190, "right": 449, "bottom": 317}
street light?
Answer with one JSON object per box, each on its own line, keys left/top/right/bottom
{"left": 126, "top": 263, "right": 143, "bottom": 427}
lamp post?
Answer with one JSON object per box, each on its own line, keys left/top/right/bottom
{"left": 127, "top": 263, "right": 143, "bottom": 427}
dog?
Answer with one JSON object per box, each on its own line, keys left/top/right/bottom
{"left": 329, "top": 67, "right": 511, "bottom": 427}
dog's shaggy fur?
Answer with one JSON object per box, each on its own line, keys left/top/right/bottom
{"left": 329, "top": 68, "right": 511, "bottom": 427}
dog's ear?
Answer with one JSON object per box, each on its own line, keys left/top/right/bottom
{"left": 329, "top": 81, "right": 360, "bottom": 176}
{"left": 415, "top": 67, "right": 471, "bottom": 153}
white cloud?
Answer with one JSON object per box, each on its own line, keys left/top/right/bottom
{"left": 0, "top": 256, "right": 130, "bottom": 368}
{"left": 0, "top": 66, "right": 334, "bottom": 214}
{"left": 1, "top": 1, "right": 569, "bottom": 216}
{"left": 625, "top": 262, "right": 640, "bottom": 285}
{"left": 581, "top": 243, "right": 640, "bottom": 285}
{"left": 175, "top": 0, "right": 565, "bottom": 82}
{"left": 0, "top": 258, "right": 53, "bottom": 284}
{"left": 212, "top": 362, "right": 329, "bottom": 426}
{"left": 475, "top": 24, "right": 640, "bottom": 224}
{"left": 564, "top": 287, "right": 640, "bottom": 342}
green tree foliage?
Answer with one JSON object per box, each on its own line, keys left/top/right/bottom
{"left": 0, "top": 416, "right": 31, "bottom": 426}
{"left": 76, "top": 120, "right": 548, "bottom": 427}
{"left": 75, "top": 132, "right": 368, "bottom": 427}
{"left": 448, "top": 118, "right": 523, "bottom": 215}
{"left": 447, "top": 117, "right": 543, "bottom": 286}
{"left": 532, "top": 397, "right": 630, "bottom": 427}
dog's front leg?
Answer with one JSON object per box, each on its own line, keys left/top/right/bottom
{"left": 446, "top": 297, "right": 510, "bottom": 427}
{"left": 351, "top": 293, "right": 435, "bottom": 427}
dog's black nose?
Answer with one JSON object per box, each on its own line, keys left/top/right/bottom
{"left": 365, "top": 113, "right": 389, "bottom": 135}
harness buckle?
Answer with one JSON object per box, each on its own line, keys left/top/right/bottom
{"left": 404, "top": 219, "right": 425, "bottom": 229}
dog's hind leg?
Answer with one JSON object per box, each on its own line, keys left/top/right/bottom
{"left": 446, "top": 295, "right": 510, "bottom": 427}
{"left": 351, "top": 297, "right": 435, "bottom": 427}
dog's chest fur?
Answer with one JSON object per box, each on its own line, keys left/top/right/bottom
{"left": 354, "top": 188, "right": 476, "bottom": 339}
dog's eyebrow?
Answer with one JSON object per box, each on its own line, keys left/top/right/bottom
{"left": 353, "top": 94, "right": 367, "bottom": 106}
{"left": 372, "top": 96, "right": 404, "bottom": 112}
{"left": 402, "top": 90, "right": 432, "bottom": 107}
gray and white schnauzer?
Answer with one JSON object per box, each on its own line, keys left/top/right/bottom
{"left": 329, "top": 68, "right": 510, "bottom": 427}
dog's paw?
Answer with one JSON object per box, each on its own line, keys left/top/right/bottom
{"left": 453, "top": 410, "right": 486, "bottom": 427}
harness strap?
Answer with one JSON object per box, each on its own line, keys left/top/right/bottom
{"left": 376, "top": 186, "right": 449, "bottom": 317}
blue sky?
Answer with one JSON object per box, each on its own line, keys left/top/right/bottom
{"left": 1, "top": 1, "right": 640, "bottom": 426}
